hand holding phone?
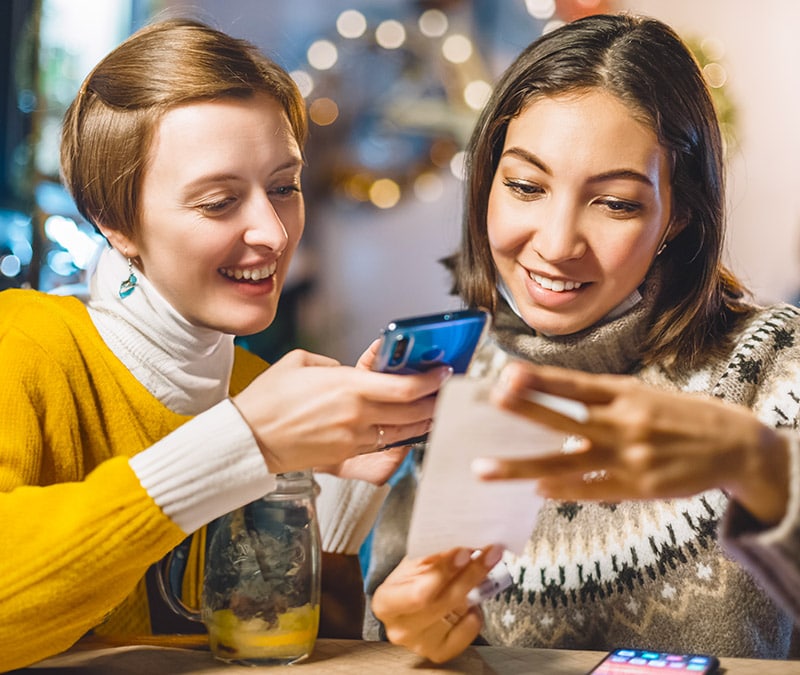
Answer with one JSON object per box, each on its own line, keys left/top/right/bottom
{"left": 373, "top": 308, "right": 490, "bottom": 447}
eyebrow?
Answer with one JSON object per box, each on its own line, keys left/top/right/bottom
{"left": 180, "top": 158, "right": 304, "bottom": 197}
{"left": 501, "top": 146, "right": 654, "bottom": 187}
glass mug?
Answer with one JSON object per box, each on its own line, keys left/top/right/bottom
{"left": 158, "top": 471, "right": 321, "bottom": 665}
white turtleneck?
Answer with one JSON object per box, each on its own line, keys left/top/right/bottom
{"left": 87, "top": 246, "right": 275, "bottom": 533}
{"left": 86, "top": 246, "right": 387, "bottom": 553}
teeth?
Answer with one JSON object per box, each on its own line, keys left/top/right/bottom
{"left": 531, "top": 273, "right": 582, "bottom": 292}
{"left": 220, "top": 262, "right": 277, "bottom": 281}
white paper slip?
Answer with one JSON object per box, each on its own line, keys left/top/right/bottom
{"left": 406, "top": 376, "right": 567, "bottom": 558}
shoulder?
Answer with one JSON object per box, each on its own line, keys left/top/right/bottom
{"left": 0, "top": 288, "right": 92, "bottom": 343}
{"left": 726, "top": 303, "right": 800, "bottom": 364}
{"left": 715, "top": 302, "right": 800, "bottom": 422}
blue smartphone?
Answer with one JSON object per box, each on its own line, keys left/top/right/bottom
{"left": 587, "top": 648, "right": 720, "bottom": 674}
{"left": 373, "top": 308, "right": 490, "bottom": 375}
{"left": 373, "top": 308, "right": 490, "bottom": 447}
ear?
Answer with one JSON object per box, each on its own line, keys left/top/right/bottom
{"left": 665, "top": 209, "right": 690, "bottom": 242}
{"left": 95, "top": 223, "right": 139, "bottom": 259}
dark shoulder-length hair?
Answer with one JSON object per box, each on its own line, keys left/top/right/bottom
{"left": 449, "top": 12, "right": 748, "bottom": 367}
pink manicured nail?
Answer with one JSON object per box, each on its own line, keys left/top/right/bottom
{"left": 453, "top": 548, "right": 471, "bottom": 568}
{"left": 484, "top": 545, "right": 504, "bottom": 568}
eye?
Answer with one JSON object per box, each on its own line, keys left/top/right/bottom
{"left": 595, "top": 197, "right": 641, "bottom": 217}
{"left": 197, "top": 196, "right": 237, "bottom": 216}
{"left": 502, "top": 179, "right": 545, "bottom": 200}
{"left": 271, "top": 184, "right": 302, "bottom": 198}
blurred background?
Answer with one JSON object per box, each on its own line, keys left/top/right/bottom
{"left": 2, "top": 0, "right": 800, "bottom": 366}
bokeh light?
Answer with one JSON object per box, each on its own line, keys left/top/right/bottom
{"left": 703, "top": 62, "right": 728, "bottom": 88}
{"left": 309, "top": 97, "right": 339, "bottom": 126}
{"left": 418, "top": 9, "right": 448, "bottom": 38}
{"left": 442, "top": 34, "right": 473, "bottom": 63}
{"left": 336, "top": 9, "right": 367, "bottom": 39}
{"left": 290, "top": 69, "right": 314, "bottom": 98}
{"left": 449, "top": 151, "right": 466, "bottom": 181}
{"left": 413, "top": 172, "right": 444, "bottom": 203}
{"left": 307, "top": 39, "right": 338, "bottom": 70}
{"left": 375, "top": 20, "right": 406, "bottom": 49}
{"left": 525, "top": 0, "right": 556, "bottom": 20}
{"left": 0, "top": 255, "right": 21, "bottom": 278}
{"left": 464, "top": 80, "right": 492, "bottom": 110}
{"left": 369, "top": 178, "right": 401, "bottom": 208}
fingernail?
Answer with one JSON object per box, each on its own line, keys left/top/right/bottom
{"left": 453, "top": 548, "right": 471, "bottom": 568}
{"left": 484, "top": 545, "right": 504, "bottom": 568}
{"left": 471, "top": 458, "right": 500, "bottom": 478}
{"left": 466, "top": 561, "right": 512, "bottom": 606}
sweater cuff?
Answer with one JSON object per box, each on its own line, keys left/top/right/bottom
{"left": 719, "top": 431, "right": 800, "bottom": 620}
{"left": 314, "top": 473, "right": 390, "bottom": 555}
{"left": 129, "top": 399, "right": 276, "bottom": 534}
{"left": 721, "top": 430, "right": 800, "bottom": 545}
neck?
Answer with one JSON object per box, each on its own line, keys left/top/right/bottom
{"left": 87, "top": 246, "right": 235, "bottom": 415}
{"left": 491, "top": 266, "right": 663, "bottom": 375}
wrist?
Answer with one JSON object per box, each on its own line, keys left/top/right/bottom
{"left": 729, "top": 425, "right": 790, "bottom": 526}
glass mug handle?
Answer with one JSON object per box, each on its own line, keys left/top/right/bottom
{"left": 155, "top": 540, "right": 201, "bottom": 622}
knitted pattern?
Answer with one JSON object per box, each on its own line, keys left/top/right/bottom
{"left": 366, "top": 276, "right": 800, "bottom": 658}
{"left": 481, "top": 301, "right": 800, "bottom": 658}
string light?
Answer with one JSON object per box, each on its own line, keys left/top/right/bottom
{"left": 418, "top": 9, "right": 448, "bottom": 37}
{"left": 307, "top": 39, "right": 338, "bottom": 70}
{"left": 337, "top": 9, "right": 367, "bottom": 39}
{"left": 375, "top": 20, "right": 406, "bottom": 49}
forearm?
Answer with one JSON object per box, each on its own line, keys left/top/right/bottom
{"left": 130, "top": 399, "right": 275, "bottom": 533}
{"left": 0, "top": 402, "right": 275, "bottom": 670}
{"left": 721, "top": 431, "right": 800, "bottom": 622}
{"left": 0, "top": 457, "right": 186, "bottom": 671}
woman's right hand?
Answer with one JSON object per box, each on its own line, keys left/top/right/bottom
{"left": 372, "top": 545, "right": 504, "bottom": 664}
{"left": 232, "top": 349, "right": 449, "bottom": 474}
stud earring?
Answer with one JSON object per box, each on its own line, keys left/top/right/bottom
{"left": 119, "top": 258, "right": 138, "bottom": 298}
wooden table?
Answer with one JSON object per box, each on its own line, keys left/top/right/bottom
{"left": 14, "top": 639, "right": 799, "bottom": 674}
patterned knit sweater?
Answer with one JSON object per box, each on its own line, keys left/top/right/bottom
{"left": 365, "top": 270, "right": 800, "bottom": 659}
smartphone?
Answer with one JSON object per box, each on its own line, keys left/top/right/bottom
{"left": 373, "top": 308, "right": 490, "bottom": 447}
{"left": 586, "top": 648, "right": 720, "bottom": 674}
{"left": 373, "top": 308, "right": 490, "bottom": 375}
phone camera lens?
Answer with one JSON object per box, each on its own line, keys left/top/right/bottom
{"left": 389, "top": 336, "right": 408, "bottom": 366}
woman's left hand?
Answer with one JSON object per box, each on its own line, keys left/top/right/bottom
{"left": 475, "top": 361, "right": 791, "bottom": 526}
{"left": 318, "top": 444, "right": 411, "bottom": 485}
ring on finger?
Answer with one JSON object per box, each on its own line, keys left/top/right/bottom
{"left": 582, "top": 469, "right": 608, "bottom": 483}
{"left": 441, "top": 610, "right": 462, "bottom": 628}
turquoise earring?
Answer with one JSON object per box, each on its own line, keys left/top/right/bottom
{"left": 119, "top": 258, "right": 138, "bottom": 298}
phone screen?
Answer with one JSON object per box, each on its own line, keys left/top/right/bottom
{"left": 587, "top": 649, "right": 719, "bottom": 675}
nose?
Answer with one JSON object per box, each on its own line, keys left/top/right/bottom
{"left": 242, "top": 193, "right": 289, "bottom": 253}
{"left": 530, "top": 200, "right": 586, "bottom": 263}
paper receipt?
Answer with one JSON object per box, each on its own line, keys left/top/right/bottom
{"left": 406, "top": 375, "right": 567, "bottom": 558}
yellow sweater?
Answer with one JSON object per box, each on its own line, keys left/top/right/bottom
{"left": 0, "top": 289, "right": 267, "bottom": 670}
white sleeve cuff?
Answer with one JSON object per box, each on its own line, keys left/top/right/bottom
{"left": 129, "top": 399, "right": 276, "bottom": 534}
{"left": 314, "top": 473, "right": 391, "bottom": 555}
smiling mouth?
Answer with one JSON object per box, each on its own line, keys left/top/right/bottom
{"left": 219, "top": 262, "right": 277, "bottom": 283}
{"left": 530, "top": 272, "right": 583, "bottom": 292}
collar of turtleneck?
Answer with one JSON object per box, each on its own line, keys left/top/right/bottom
{"left": 490, "top": 264, "right": 664, "bottom": 375}
{"left": 87, "top": 246, "right": 234, "bottom": 415}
